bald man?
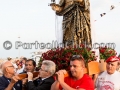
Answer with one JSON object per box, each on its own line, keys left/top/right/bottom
{"left": 0, "top": 61, "right": 22, "bottom": 90}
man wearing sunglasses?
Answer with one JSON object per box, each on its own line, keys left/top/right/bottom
{"left": 51, "top": 55, "right": 94, "bottom": 90}
{"left": 26, "top": 60, "right": 56, "bottom": 90}
{"left": 0, "top": 61, "right": 22, "bottom": 90}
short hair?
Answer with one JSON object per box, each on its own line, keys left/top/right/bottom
{"left": 22, "top": 57, "right": 27, "bottom": 61}
{"left": 7, "top": 57, "right": 12, "bottom": 61}
{"left": 1, "top": 60, "right": 7, "bottom": 71}
{"left": 42, "top": 60, "right": 56, "bottom": 75}
{"left": 0, "top": 62, "right": 3, "bottom": 75}
{"left": 26, "top": 59, "right": 36, "bottom": 67}
{"left": 70, "top": 55, "right": 85, "bottom": 68}
{"left": 1, "top": 60, "right": 12, "bottom": 73}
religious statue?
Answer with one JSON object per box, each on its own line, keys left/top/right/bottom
{"left": 50, "top": 0, "right": 92, "bottom": 46}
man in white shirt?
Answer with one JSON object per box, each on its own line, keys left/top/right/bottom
{"left": 95, "top": 56, "right": 120, "bottom": 90}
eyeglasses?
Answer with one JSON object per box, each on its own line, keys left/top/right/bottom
{"left": 72, "top": 55, "right": 81, "bottom": 58}
{"left": 7, "top": 66, "right": 14, "bottom": 68}
{"left": 40, "top": 68, "right": 47, "bottom": 72}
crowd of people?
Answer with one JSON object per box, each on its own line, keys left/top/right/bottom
{"left": 0, "top": 55, "right": 120, "bottom": 90}
{"left": 0, "top": 0, "right": 119, "bottom": 89}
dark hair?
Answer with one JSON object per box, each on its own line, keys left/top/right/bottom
{"left": 118, "top": 54, "right": 120, "bottom": 58}
{"left": 22, "top": 57, "right": 27, "bottom": 61}
{"left": 7, "top": 57, "right": 12, "bottom": 61}
{"left": 26, "top": 59, "right": 36, "bottom": 67}
{"left": 70, "top": 55, "right": 85, "bottom": 67}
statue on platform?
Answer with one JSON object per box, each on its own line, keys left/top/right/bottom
{"left": 50, "top": 0, "right": 92, "bottom": 46}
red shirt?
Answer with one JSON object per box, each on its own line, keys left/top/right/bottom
{"left": 59, "top": 74, "right": 94, "bottom": 90}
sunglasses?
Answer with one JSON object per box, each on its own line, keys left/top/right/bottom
{"left": 71, "top": 55, "right": 84, "bottom": 60}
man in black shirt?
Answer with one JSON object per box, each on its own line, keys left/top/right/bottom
{"left": 26, "top": 60, "right": 56, "bottom": 90}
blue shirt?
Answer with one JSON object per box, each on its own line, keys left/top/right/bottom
{"left": 0, "top": 75, "right": 22, "bottom": 90}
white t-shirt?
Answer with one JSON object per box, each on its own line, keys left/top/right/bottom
{"left": 16, "top": 68, "right": 24, "bottom": 74}
{"left": 96, "top": 71, "right": 120, "bottom": 90}
{"left": 16, "top": 64, "right": 25, "bottom": 74}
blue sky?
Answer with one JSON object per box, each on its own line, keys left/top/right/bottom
{"left": 0, "top": 0, "right": 120, "bottom": 58}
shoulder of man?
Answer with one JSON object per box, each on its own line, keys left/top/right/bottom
{"left": 0, "top": 75, "right": 8, "bottom": 81}
{"left": 0, "top": 76, "right": 4, "bottom": 81}
{"left": 98, "top": 71, "right": 105, "bottom": 76}
{"left": 0, "top": 75, "right": 9, "bottom": 88}
{"left": 44, "top": 76, "right": 55, "bottom": 82}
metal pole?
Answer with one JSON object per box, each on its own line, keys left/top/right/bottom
{"left": 18, "top": 36, "right": 20, "bottom": 58}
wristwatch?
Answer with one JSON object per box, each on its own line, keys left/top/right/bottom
{"left": 28, "top": 80, "right": 33, "bottom": 82}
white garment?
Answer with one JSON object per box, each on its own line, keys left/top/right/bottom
{"left": 96, "top": 71, "right": 120, "bottom": 90}
{"left": 13, "top": 63, "right": 18, "bottom": 69}
{"left": 16, "top": 64, "right": 25, "bottom": 74}
{"left": 16, "top": 68, "right": 24, "bottom": 74}
{"left": 55, "top": 0, "right": 63, "bottom": 44}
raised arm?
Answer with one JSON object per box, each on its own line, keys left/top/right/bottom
{"left": 50, "top": 0, "right": 65, "bottom": 12}
{"left": 50, "top": 3, "right": 63, "bottom": 12}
